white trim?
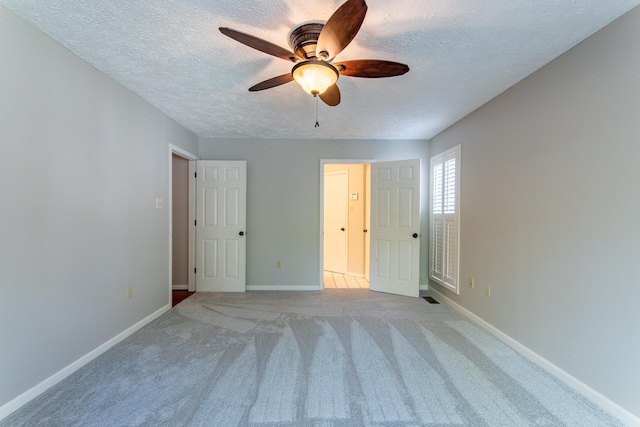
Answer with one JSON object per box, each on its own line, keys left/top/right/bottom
{"left": 246, "top": 285, "right": 321, "bottom": 291}
{"left": 319, "top": 159, "right": 374, "bottom": 290}
{"left": 429, "top": 288, "right": 640, "bottom": 427}
{"left": 0, "top": 304, "right": 171, "bottom": 421}
{"left": 431, "top": 276, "right": 457, "bottom": 293}
{"left": 187, "top": 160, "right": 196, "bottom": 292}
{"left": 170, "top": 144, "right": 198, "bottom": 161}
{"left": 169, "top": 144, "right": 198, "bottom": 295}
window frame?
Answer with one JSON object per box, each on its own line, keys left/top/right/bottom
{"left": 429, "top": 145, "right": 461, "bottom": 294}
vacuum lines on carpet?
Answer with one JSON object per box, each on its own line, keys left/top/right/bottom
{"left": 1, "top": 290, "right": 622, "bottom": 426}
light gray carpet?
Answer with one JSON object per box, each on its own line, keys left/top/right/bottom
{"left": 2, "top": 290, "right": 622, "bottom": 426}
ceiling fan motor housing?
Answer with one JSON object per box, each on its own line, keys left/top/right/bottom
{"left": 289, "top": 23, "right": 324, "bottom": 59}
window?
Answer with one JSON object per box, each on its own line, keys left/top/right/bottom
{"left": 430, "top": 145, "right": 460, "bottom": 293}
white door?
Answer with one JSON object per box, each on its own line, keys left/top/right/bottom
{"left": 195, "top": 161, "right": 246, "bottom": 292}
{"left": 324, "top": 171, "right": 348, "bottom": 273}
{"left": 370, "top": 159, "right": 421, "bottom": 297}
{"left": 364, "top": 165, "right": 371, "bottom": 282}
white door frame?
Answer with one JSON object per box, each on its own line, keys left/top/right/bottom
{"left": 319, "top": 159, "right": 373, "bottom": 289}
{"left": 169, "top": 144, "right": 198, "bottom": 294}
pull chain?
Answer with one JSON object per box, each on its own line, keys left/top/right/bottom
{"left": 314, "top": 94, "right": 320, "bottom": 127}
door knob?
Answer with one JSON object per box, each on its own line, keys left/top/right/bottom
{"left": 239, "top": 231, "right": 245, "bottom": 236}
{"left": 341, "top": 228, "right": 345, "bottom": 231}
{"left": 412, "top": 233, "right": 418, "bottom": 238}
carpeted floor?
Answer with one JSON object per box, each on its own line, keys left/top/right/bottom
{"left": 1, "top": 289, "right": 622, "bottom": 426}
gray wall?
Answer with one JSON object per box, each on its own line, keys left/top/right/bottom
{"left": 429, "top": 6, "right": 640, "bottom": 418}
{"left": 0, "top": 6, "right": 198, "bottom": 407}
{"left": 199, "top": 138, "right": 430, "bottom": 289}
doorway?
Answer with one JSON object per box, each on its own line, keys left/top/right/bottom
{"left": 169, "top": 145, "right": 197, "bottom": 303}
{"left": 169, "top": 150, "right": 248, "bottom": 300}
{"left": 172, "top": 154, "right": 190, "bottom": 290}
{"left": 320, "top": 159, "right": 422, "bottom": 297}
{"left": 321, "top": 161, "right": 371, "bottom": 289}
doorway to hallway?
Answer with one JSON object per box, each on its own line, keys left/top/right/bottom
{"left": 321, "top": 161, "right": 371, "bottom": 288}
{"left": 320, "top": 158, "right": 422, "bottom": 297}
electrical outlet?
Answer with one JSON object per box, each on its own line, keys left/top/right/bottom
{"left": 276, "top": 260, "right": 281, "bottom": 268}
{"left": 127, "top": 286, "right": 133, "bottom": 299}
{"left": 484, "top": 284, "right": 491, "bottom": 297}
{"left": 468, "top": 277, "right": 474, "bottom": 289}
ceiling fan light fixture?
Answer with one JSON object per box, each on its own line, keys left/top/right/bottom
{"left": 292, "top": 60, "right": 339, "bottom": 95}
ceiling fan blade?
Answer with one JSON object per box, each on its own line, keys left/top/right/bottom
{"left": 248, "top": 74, "right": 294, "bottom": 92}
{"left": 316, "top": 0, "right": 368, "bottom": 61}
{"left": 319, "top": 84, "right": 341, "bottom": 106}
{"left": 334, "top": 60, "right": 410, "bottom": 78}
{"left": 219, "top": 27, "right": 301, "bottom": 62}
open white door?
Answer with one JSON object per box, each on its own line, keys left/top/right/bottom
{"left": 370, "top": 159, "right": 421, "bottom": 297}
{"left": 196, "top": 161, "right": 246, "bottom": 292}
{"left": 364, "top": 165, "right": 371, "bottom": 282}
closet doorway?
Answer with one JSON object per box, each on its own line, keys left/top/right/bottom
{"left": 169, "top": 144, "right": 197, "bottom": 298}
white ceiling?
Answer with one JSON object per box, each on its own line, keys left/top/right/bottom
{"left": 2, "top": 0, "right": 638, "bottom": 140}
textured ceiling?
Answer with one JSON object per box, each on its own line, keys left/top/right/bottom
{"left": 2, "top": 0, "right": 639, "bottom": 139}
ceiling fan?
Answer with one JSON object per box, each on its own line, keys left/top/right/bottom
{"left": 219, "top": 0, "right": 409, "bottom": 107}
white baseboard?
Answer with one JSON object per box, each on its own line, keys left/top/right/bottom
{"left": 0, "top": 304, "right": 171, "bottom": 421}
{"left": 246, "top": 285, "right": 321, "bottom": 291}
{"left": 429, "top": 289, "right": 640, "bottom": 427}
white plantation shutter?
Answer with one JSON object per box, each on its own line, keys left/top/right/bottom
{"left": 432, "top": 163, "right": 443, "bottom": 214}
{"left": 443, "top": 158, "right": 456, "bottom": 214}
{"left": 430, "top": 146, "right": 460, "bottom": 293}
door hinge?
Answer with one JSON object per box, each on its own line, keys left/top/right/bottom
{"left": 194, "top": 172, "right": 197, "bottom": 178}
{"left": 194, "top": 220, "right": 196, "bottom": 226}
{"left": 194, "top": 267, "right": 197, "bottom": 274}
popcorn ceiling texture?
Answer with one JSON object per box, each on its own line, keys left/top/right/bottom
{"left": 1, "top": 0, "right": 638, "bottom": 139}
